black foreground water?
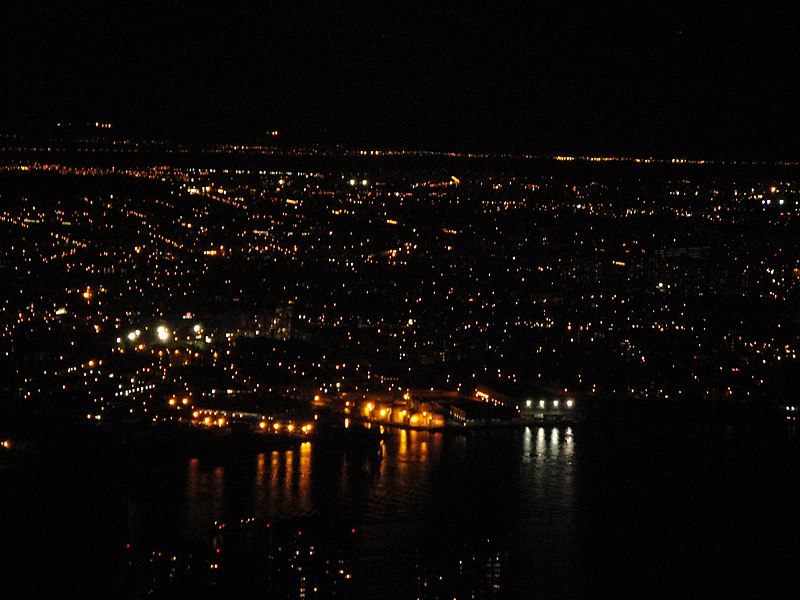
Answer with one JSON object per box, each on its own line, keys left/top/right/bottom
{"left": 3, "top": 418, "right": 800, "bottom": 599}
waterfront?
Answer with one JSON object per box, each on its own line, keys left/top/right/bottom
{"left": 4, "top": 418, "right": 800, "bottom": 598}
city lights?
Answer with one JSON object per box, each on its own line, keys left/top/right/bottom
{"left": 4, "top": 6, "right": 799, "bottom": 599}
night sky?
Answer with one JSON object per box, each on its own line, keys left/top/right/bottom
{"left": 2, "top": 1, "right": 799, "bottom": 158}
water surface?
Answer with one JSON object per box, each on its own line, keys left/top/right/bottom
{"left": 4, "top": 421, "right": 800, "bottom": 598}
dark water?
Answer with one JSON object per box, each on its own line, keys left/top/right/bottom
{"left": 3, "top": 421, "right": 800, "bottom": 599}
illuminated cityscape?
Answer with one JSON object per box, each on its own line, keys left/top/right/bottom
{"left": 2, "top": 132, "right": 800, "bottom": 597}
{"left": 4, "top": 2, "right": 800, "bottom": 598}
{"left": 2, "top": 136, "right": 799, "bottom": 429}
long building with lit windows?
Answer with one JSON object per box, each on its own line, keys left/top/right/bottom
{"left": 519, "top": 396, "right": 577, "bottom": 424}
{"left": 472, "top": 385, "right": 578, "bottom": 424}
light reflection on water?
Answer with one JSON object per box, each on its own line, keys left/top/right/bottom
{"left": 171, "top": 427, "right": 579, "bottom": 597}
{"left": 516, "top": 425, "right": 577, "bottom": 594}
{"left": 181, "top": 428, "right": 577, "bottom": 531}
{"left": 185, "top": 458, "right": 226, "bottom": 539}
{"left": 11, "top": 421, "right": 800, "bottom": 598}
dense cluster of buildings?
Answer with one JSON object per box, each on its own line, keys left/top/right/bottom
{"left": 1, "top": 137, "right": 799, "bottom": 438}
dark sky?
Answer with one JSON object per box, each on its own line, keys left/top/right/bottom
{"left": 2, "top": 1, "right": 799, "bottom": 158}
